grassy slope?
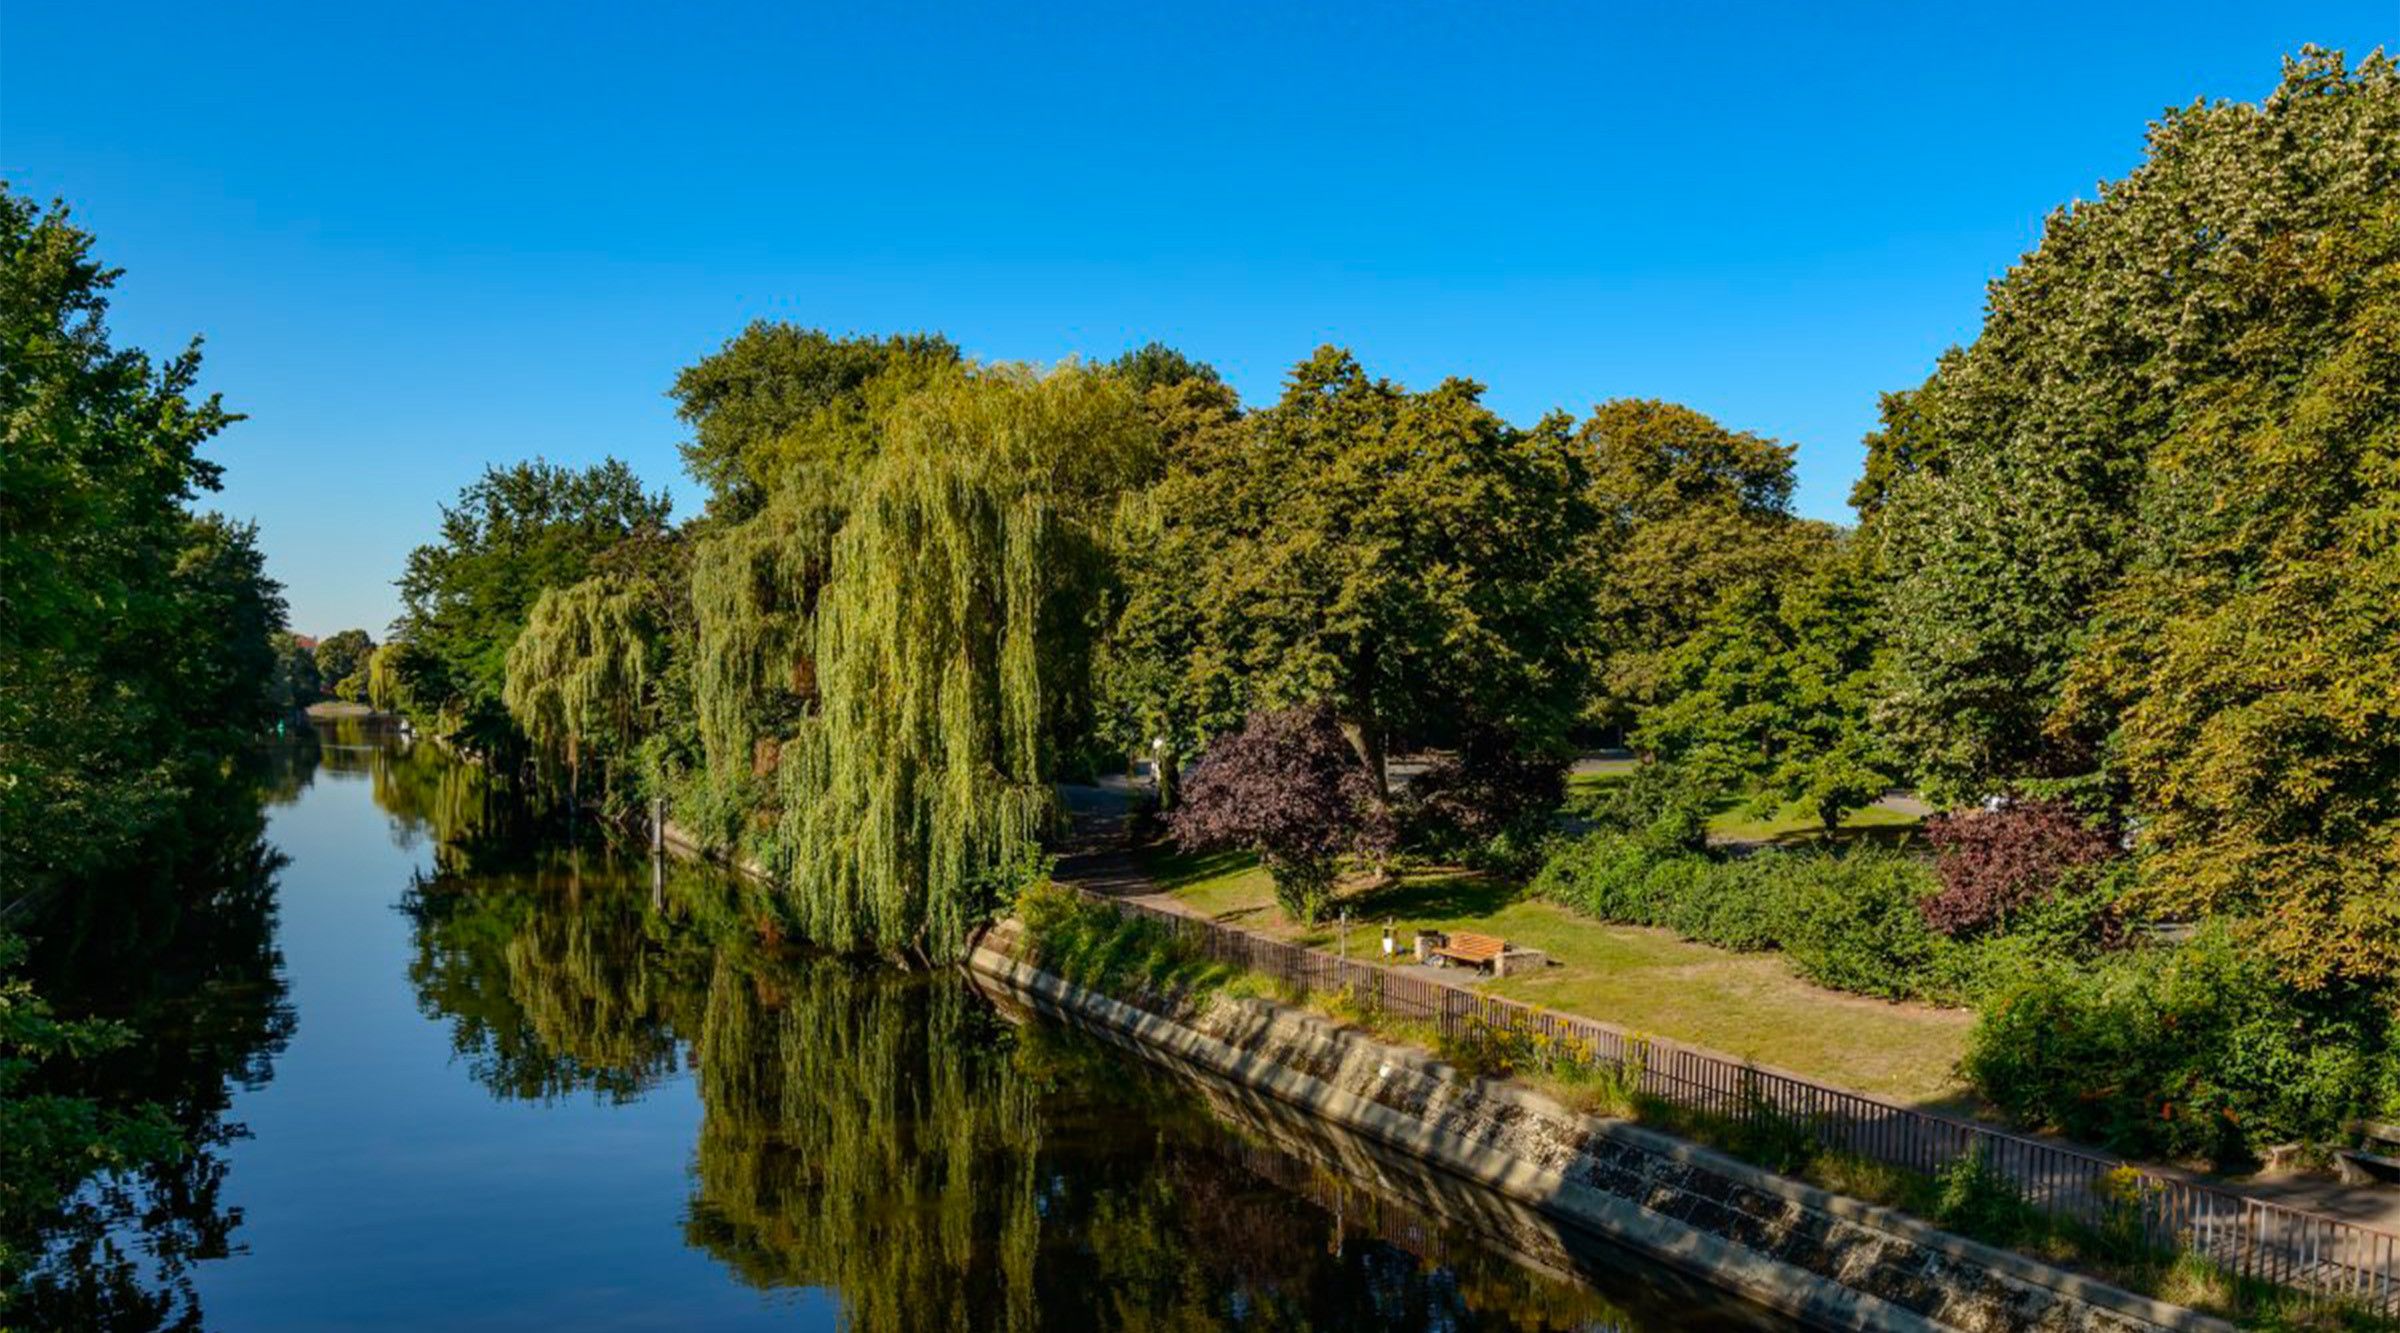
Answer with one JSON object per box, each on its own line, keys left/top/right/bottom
{"left": 1134, "top": 846, "right": 1971, "bottom": 1106}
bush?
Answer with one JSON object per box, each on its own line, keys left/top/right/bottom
{"left": 1580, "top": 760, "right": 1717, "bottom": 855}
{"left": 1014, "top": 882, "right": 1229, "bottom": 1001}
{"left": 1169, "top": 705, "right": 1393, "bottom": 926}
{"left": 1963, "top": 925, "right": 2397, "bottom": 1163}
{"left": 1921, "top": 798, "right": 2115, "bottom": 937}
{"left": 1399, "top": 727, "right": 1566, "bottom": 874}
{"left": 1531, "top": 831, "right": 1947, "bottom": 1001}
{"left": 1771, "top": 850, "right": 1943, "bottom": 1000}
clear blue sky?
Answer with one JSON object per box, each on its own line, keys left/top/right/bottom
{"left": 4, "top": 2, "right": 2390, "bottom": 636}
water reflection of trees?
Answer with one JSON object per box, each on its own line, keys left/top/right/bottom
{"left": 401, "top": 851, "right": 1656, "bottom": 1331}
{"left": 401, "top": 851, "right": 696, "bottom": 1103}
{"left": 11, "top": 793, "right": 295, "bottom": 1332}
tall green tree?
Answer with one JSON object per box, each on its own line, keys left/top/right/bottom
{"left": 388, "top": 458, "right": 670, "bottom": 753}
{"left": 771, "top": 364, "right": 1158, "bottom": 960}
{"left": 312, "top": 628, "right": 374, "bottom": 698}
{"left": 0, "top": 187, "right": 284, "bottom": 903}
{"left": 268, "top": 631, "right": 323, "bottom": 711}
{"left": 1636, "top": 530, "right": 1892, "bottom": 831}
{"left": 670, "top": 324, "right": 961, "bottom": 518}
{"left": 1872, "top": 48, "right": 2400, "bottom": 985}
{"left": 1122, "top": 347, "right": 1596, "bottom": 790}
{"left": 1576, "top": 399, "right": 1806, "bottom": 738}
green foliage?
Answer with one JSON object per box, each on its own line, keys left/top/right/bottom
{"left": 1928, "top": 1145, "right": 2044, "bottom": 1248}
{"left": 688, "top": 487, "right": 841, "bottom": 780}
{"left": 1637, "top": 534, "right": 1892, "bottom": 829}
{"left": 1964, "top": 926, "right": 2397, "bottom": 1164}
{"left": 1576, "top": 399, "right": 1810, "bottom": 735}
{"left": 311, "top": 628, "right": 374, "bottom": 693}
{"left": 1532, "top": 832, "right": 1947, "bottom": 1001}
{"left": 767, "top": 365, "right": 1159, "bottom": 961}
{"left": 0, "top": 932, "right": 183, "bottom": 1285}
{"left": 669, "top": 323, "right": 962, "bottom": 517}
{"left": 1873, "top": 49, "right": 2399, "bottom": 817}
{"left": 1114, "top": 347, "right": 1597, "bottom": 786}
{"left": 1577, "top": 759, "right": 1718, "bottom": 855}
{"left": 503, "top": 573, "right": 672, "bottom": 810}
{"left": 0, "top": 186, "right": 286, "bottom": 904}
{"left": 268, "top": 631, "right": 322, "bottom": 710}
{"left": 1013, "top": 881, "right": 1230, "bottom": 1000}
{"left": 389, "top": 458, "right": 671, "bottom": 753}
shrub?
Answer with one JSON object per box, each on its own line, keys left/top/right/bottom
{"left": 1581, "top": 760, "right": 1716, "bottom": 855}
{"left": 1014, "top": 882, "right": 1227, "bottom": 1000}
{"left": 1399, "top": 726, "right": 1566, "bottom": 873}
{"left": 1963, "top": 925, "right": 2397, "bottom": 1163}
{"left": 1770, "top": 849, "right": 1943, "bottom": 1000}
{"left": 1921, "top": 798, "right": 2115, "bottom": 937}
{"left": 1930, "top": 1145, "right": 2043, "bottom": 1248}
{"left": 1169, "top": 705, "right": 1394, "bottom": 925}
{"left": 1531, "top": 831, "right": 1947, "bottom": 1001}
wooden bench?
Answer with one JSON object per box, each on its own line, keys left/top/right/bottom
{"left": 2337, "top": 1121, "right": 2400, "bottom": 1187}
{"left": 1430, "top": 931, "right": 1508, "bottom": 973}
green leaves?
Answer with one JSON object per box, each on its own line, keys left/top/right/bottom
{"left": 0, "top": 187, "right": 284, "bottom": 905}
{"left": 1870, "top": 47, "right": 2400, "bottom": 985}
{"left": 1116, "top": 346, "right": 1596, "bottom": 781}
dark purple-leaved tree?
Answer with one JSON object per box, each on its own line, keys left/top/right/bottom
{"left": 1920, "top": 798, "right": 2114, "bottom": 936}
{"left": 1169, "top": 705, "right": 1393, "bottom": 926}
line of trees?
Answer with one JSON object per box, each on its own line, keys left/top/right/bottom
{"left": 1, "top": 186, "right": 295, "bottom": 1315}
{"left": 370, "top": 49, "right": 2397, "bottom": 1146}
{"left": 377, "top": 329, "right": 1843, "bottom": 958}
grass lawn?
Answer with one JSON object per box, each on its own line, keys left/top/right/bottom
{"left": 1704, "top": 798, "right": 1924, "bottom": 847}
{"left": 1563, "top": 759, "right": 1637, "bottom": 799}
{"left": 1129, "top": 846, "right": 1972, "bottom": 1106}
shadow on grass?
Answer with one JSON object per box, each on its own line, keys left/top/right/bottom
{"left": 1343, "top": 872, "right": 1522, "bottom": 922}
{"left": 1139, "top": 845, "right": 1260, "bottom": 891}
{"left": 1736, "top": 823, "right": 1926, "bottom": 852}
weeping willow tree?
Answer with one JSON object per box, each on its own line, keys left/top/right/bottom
{"left": 501, "top": 574, "right": 670, "bottom": 812}
{"left": 399, "top": 850, "right": 696, "bottom": 1104}
{"left": 688, "top": 491, "right": 842, "bottom": 780}
{"left": 683, "top": 363, "right": 1157, "bottom": 961}
{"left": 685, "top": 959, "right": 1043, "bottom": 1332}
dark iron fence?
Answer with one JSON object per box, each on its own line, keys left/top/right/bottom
{"left": 1070, "top": 888, "right": 2400, "bottom": 1316}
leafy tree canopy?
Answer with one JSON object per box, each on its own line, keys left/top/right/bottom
{"left": 1636, "top": 529, "right": 1891, "bottom": 831}
{"left": 1119, "top": 347, "right": 1596, "bottom": 787}
{"left": 1870, "top": 48, "right": 2400, "bottom": 984}
{"left": 1170, "top": 705, "right": 1394, "bottom": 925}
{"left": 0, "top": 186, "right": 284, "bottom": 901}
{"left": 311, "top": 628, "right": 373, "bottom": 693}
{"left": 670, "top": 324, "right": 961, "bottom": 517}
{"left": 1576, "top": 399, "right": 1806, "bottom": 734}
{"left": 390, "top": 458, "right": 670, "bottom": 751}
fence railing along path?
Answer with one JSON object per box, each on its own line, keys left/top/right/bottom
{"left": 1065, "top": 886, "right": 2400, "bottom": 1316}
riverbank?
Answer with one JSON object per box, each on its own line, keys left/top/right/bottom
{"left": 966, "top": 918, "right": 2230, "bottom": 1333}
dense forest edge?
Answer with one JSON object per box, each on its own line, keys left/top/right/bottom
{"left": 3, "top": 43, "right": 2396, "bottom": 1327}
{"left": 0, "top": 188, "right": 297, "bottom": 1324}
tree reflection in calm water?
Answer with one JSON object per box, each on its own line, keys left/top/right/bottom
{"left": 23, "top": 720, "right": 1788, "bottom": 1331}
{"left": 399, "top": 838, "right": 1776, "bottom": 1331}
{"left": 11, "top": 783, "right": 295, "bottom": 1332}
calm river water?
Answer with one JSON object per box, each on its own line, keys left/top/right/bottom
{"left": 37, "top": 718, "right": 1798, "bottom": 1331}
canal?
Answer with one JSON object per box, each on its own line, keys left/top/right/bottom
{"left": 30, "top": 718, "right": 1799, "bottom": 1330}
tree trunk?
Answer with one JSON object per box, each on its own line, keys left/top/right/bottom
{"left": 1339, "top": 715, "right": 1387, "bottom": 798}
{"left": 1156, "top": 746, "right": 1180, "bottom": 811}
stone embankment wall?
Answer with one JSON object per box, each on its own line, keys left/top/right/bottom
{"left": 969, "top": 922, "right": 2231, "bottom": 1333}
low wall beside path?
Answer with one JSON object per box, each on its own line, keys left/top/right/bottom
{"left": 968, "top": 920, "right": 2233, "bottom": 1333}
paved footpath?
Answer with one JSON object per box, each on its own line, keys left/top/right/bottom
{"left": 1048, "top": 778, "right": 2400, "bottom": 1237}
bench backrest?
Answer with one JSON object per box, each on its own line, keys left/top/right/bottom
{"left": 1444, "top": 931, "right": 1506, "bottom": 959}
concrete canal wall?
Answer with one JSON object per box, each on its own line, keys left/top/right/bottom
{"left": 967, "top": 923, "right": 2232, "bottom": 1333}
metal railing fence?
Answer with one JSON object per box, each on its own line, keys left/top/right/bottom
{"left": 1058, "top": 888, "right": 2400, "bottom": 1316}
